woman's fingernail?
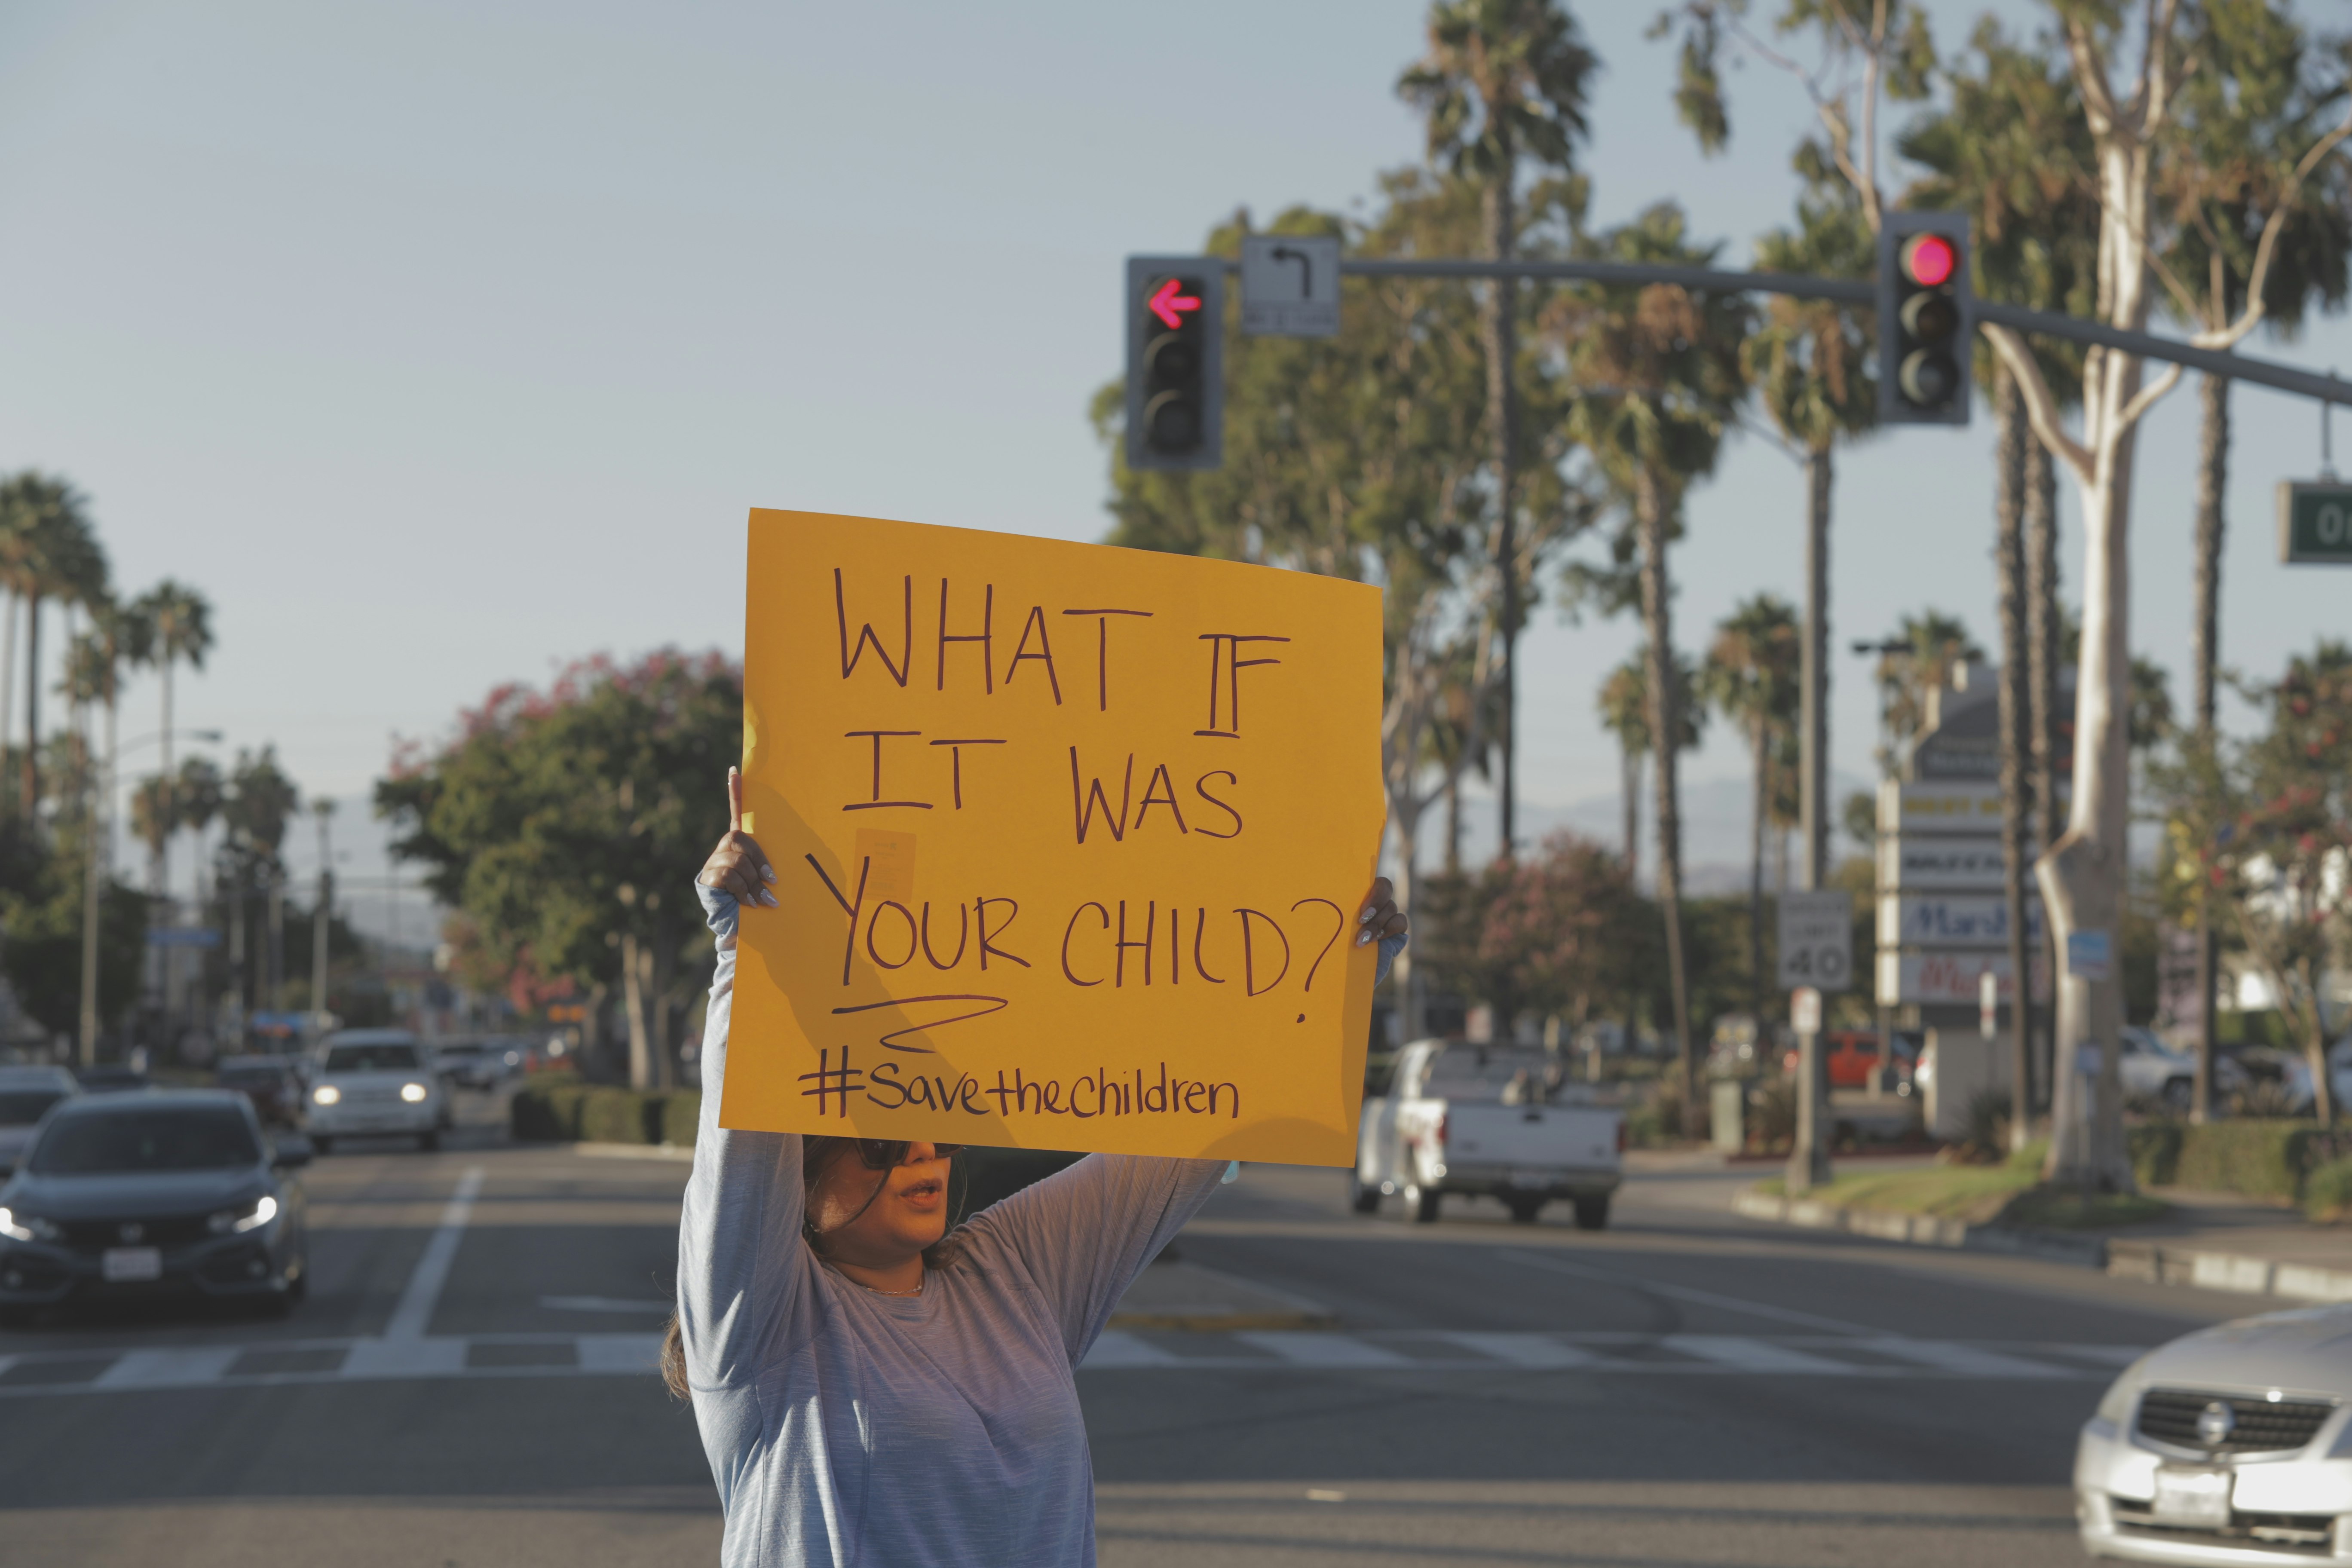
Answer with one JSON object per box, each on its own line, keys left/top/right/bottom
{"left": 762, "top": 864, "right": 778, "bottom": 882}
{"left": 762, "top": 890, "right": 779, "bottom": 907}
{"left": 1359, "top": 906, "right": 1375, "bottom": 924}
{"left": 1356, "top": 929, "right": 1371, "bottom": 946}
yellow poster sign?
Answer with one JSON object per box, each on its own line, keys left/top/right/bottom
{"left": 726, "top": 509, "right": 1386, "bottom": 1166}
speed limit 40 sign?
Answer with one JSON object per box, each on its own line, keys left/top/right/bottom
{"left": 1777, "top": 890, "right": 1855, "bottom": 993}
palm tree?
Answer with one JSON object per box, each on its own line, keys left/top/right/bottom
{"left": 1551, "top": 202, "right": 1751, "bottom": 1134}
{"left": 2157, "top": 0, "right": 2352, "bottom": 1120}
{"left": 63, "top": 600, "right": 154, "bottom": 1061}
{"left": 1597, "top": 647, "right": 1706, "bottom": 885}
{"left": 1872, "top": 611, "right": 1984, "bottom": 774}
{"left": 0, "top": 473, "right": 108, "bottom": 814}
{"left": 1400, "top": 0, "right": 1596, "bottom": 856}
{"left": 1747, "top": 187, "right": 1874, "bottom": 891}
{"left": 1703, "top": 594, "right": 1802, "bottom": 1020}
{"left": 135, "top": 580, "right": 214, "bottom": 901}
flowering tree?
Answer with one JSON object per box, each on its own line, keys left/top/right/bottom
{"left": 377, "top": 650, "right": 740, "bottom": 1090}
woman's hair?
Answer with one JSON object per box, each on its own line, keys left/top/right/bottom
{"left": 660, "top": 1137, "right": 967, "bottom": 1398}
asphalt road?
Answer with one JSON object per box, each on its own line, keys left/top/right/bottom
{"left": 0, "top": 1104, "right": 2267, "bottom": 1568}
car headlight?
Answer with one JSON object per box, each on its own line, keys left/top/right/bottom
{"left": 207, "top": 1194, "right": 279, "bottom": 1235}
{"left": 400, "top": 1082, "right": 429, "bottom": 1103}
{"left": 0, "top": 1206, "right": 62, "bottom": 1242}
{"left": 313, "top": 1084, "right": 341, "bottom": 1106}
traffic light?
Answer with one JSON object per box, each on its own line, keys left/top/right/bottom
{"left": 1877, "top": 212, "right": 1972, "bottom": 426}
{"left": 1124, "top": 256, "right": 1223, "bottom": 471}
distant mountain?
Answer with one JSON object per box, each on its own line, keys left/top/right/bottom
{"left": 1406, "top": 772, "right": 1876, "bottom": 896}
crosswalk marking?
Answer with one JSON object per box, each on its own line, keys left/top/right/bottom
{"left": 1435, "top": 1331, "right": 1597, "bottom": 1369}
{"left": 1237, "top": 1331, "right": 1413, "bottom": 1368}
{"left": 0, "top": 1328, "right": 2144, "bottom": 1396}
{"left": 1661, "top": 1335, "right": 1858, "bottom": 1374}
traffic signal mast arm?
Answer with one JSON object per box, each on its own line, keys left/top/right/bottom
{"left": 1194, "top": 254, "right": 2352, "bottom": 410}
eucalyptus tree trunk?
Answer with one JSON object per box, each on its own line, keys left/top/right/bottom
{"left": 2024, "top": 437, "right": 2061, "bottom": 1114}
{"left": 1482, "top": 175, "right": 1519, "bottom": 859}
{"left": 2189, "top": 371, "right": 2229, "bottom": 1123}
{"left": 621, "top": 931, "right": 654, "bottom": 1090}
{"left": 1635, "top": 462, "right": 1697, "bottom": 1136}
{"left": 1799, "top": 444, "right": 1831, "bottom": 891}
{"left": 1993, "top": 369, "right": 2036, "bottom": 1149}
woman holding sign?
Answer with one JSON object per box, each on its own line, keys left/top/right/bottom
{"left": 667, "top": 769, "right": 1403, "bottom": 1567}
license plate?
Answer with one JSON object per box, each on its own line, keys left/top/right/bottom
{"left": 2152, "top": 1465, "right": 2232, "bottom": 1525}
{"left": 1510, "top": 1169, "right": 1551, "bottom": 1189}
{"left": 101, "top": 1247, "right": 162, "bottom": 1283}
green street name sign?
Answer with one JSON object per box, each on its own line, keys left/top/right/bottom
{"left": 2279, "top": 481, "right": 2352, "bottom": 564}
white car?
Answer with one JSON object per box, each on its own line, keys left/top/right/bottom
{"left": 306, "top": 1031, "right": 448, "bottom": 1153}
{"left": 2077, "top": 1303, "right": 2352, "bottom": 1562}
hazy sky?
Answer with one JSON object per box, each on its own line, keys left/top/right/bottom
{"left": 3, "top": 1, "right": 2346, "bottom": 926}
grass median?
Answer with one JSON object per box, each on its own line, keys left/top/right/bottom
{"left": 1755, "top": 1147, "right": 2168, "bottom": 1231}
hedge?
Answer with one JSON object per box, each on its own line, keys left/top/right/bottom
{"left": 2128, "top": 1120, "right": 2330, "bottom": 1201}
{"left": 509, "top": 1076, "right": 701, "bottom": 1149}
{"left": 2305, "top": 1157, "right": 2352, "bottom": 1222}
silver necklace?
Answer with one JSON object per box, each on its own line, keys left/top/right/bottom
{"left": 864, "top": 1277, "right": 924, "bottom": 1297}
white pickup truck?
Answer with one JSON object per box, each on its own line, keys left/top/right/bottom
{"left": 1351, "top": 1040, "right": 1624, "bottom": 1228}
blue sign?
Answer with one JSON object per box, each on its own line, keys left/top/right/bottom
{"left": 2066, "top": 929, "right": 2113, "bottom": 982}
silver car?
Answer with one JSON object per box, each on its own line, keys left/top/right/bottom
{"left": 0, "top": 1067, "right": 78, "bottom": 1175}
{"left": 2077, "top": 1304, "right": 2352, "bottom": 1562}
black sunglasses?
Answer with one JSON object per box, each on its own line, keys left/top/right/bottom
{"left": 852, "top": 1139, "right": 966, "bottom": 1169}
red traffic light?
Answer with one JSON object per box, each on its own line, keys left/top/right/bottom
{"left": 1901, "top": 233, "right": 1956, "bottom": 288}
{"left": 1147, "top": 278, "right": 1202, "bottom": 330}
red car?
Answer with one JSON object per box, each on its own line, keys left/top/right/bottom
{"left": 1782, "top": 1030, "right": 1921, "bottom": 1091}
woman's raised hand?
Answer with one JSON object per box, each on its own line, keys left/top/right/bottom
{"left": 1356, "top": 877, "right": 1407, "bottom": 948}
{"left": 698, "top": 767, "right": 777, "bottom": 910}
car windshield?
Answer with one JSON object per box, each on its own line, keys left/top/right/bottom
{"left": 32, "top": 1107, "right": 260, "bottom": 1173}
{"left": 325, "top": 1044, "right": 419, "bottom": 1072}
{"left": 1419, "top": 1047, "right": 1554, "bottom": 1101}
{"left": 0, "top": 1090, "right": 66, "bottom": 1125}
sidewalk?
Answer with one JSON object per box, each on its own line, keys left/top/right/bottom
{"left": 1661, "top": 1146, "right": 2352, "bottom": 1307}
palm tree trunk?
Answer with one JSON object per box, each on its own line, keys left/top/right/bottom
{"left": 0, "top": 591, "right": 16, "bottom": 808}
{"left": 2189, "top": 371, "right": 2229, "bottom": 1122}
{"left": 21, "top": 592, "right": 39, "bottom": 811}
{"left": 1749, "top": 717, "right": 1766, "bottom": 1024}
{"left": 2024, "top": 435, "right": 2061, "bottom": 1115}
{"left": 1994, "top": 367, "right": 2036, "bottom": 1148}
{"left": 621, "top": 931, "right": 653, "bottom": 1090}
{"left": 1481, "top": 175, "right": 1519, "bottom": 858}
{"left": 1443, "top": 773, "right": 1462, "bottom": 874}
{"left": 1620, "top": 746, "right": 1640, "bottom": 878}
{"left": 1799, "top": 444, "right": 1831, "bottom": 891}
{"left": 1636, "top": 461, "right": 1697, "bottom": 1137}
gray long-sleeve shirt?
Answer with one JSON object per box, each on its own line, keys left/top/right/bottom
{"left": 678, "top": 884, "right": 1231, "bottom": 1567}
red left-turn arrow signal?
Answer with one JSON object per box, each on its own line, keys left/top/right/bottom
{"left": 1147, "top": 278, "right": 1201, "bottom": 330}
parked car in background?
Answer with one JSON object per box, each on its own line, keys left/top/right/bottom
{"left": 74, "top": 1065, "right": 148, "bottom": 1095}
{"left": 0, "top": 1066, "right": 79, "bottom": 1176}
{"left": 305, "top": 1031, "right": 449, "bottom": 1153}
{"left": 432, "top": 1038, "right": 527, "bottom": 1090}
{"left": 1353, "top": 1041, "right": 1623, "bottom": 1229}
{"left": 1781, "top": 1030, "right": 1921, "bottom": 1094}
{"left": 2076, "top": 1299, "right": 2352, "bottom": 1563}
{"left": 2118, "top": 1027, "right": 2196, "bottom": 1111}
{"left": 213, "top": 1057, "right": 306, "bottom": 1128}
{"left": 0, "top": 1089, "right": 310, "bottom": 1325}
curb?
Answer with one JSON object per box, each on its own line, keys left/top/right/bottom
{"left": 1730, "top": 1189, "right": 2107, "bottom": 1267}
{"left": 1733, "top": 1188, "right": 2352, "bottom": 1305}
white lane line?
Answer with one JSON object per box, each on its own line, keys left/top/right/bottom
{"left": 1236, "top": 1331, "right": 1413, "bottom": 1368}
{"left": 342, "top": 1337, "right": 467, "bottom": 1378}
{"left": 576, "top": 1333, "right": 665, "bottom": 1373}
{"left": 1662, "top": 1335, "right": 1860, "bottom": 1374}
{"left": 1495, "top": 1248, "right": 1890, "bottom": 1336}
{"left": 381, "top": 1165, "right": 486, "bottom": 1341}
{"left": 92, "top": 1346, "right": 243, "bottom": 1389}
{"left": 540, "top": 1295, "right": 673, "bottom": 1314}
{"left": 1437, "top": 1331, "right": 1599, "bottom": 1369}
{"left": 1081, "top": 1329, "right": 1182, "bottom": 1368}
{"left": 1859, "top": 1338, "right": 2071, "bottom": 1379}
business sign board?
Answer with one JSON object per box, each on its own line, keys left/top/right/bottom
{"left": 1876, "top": 949, "right": 2051, "bottom": 1007}
{"left": 1775, "top": 890, "right": 1855, "bottom": 992}
{"left": 1877, "top": 779, "right": 2006, "bottom": 836}
{"left": 1877, "top": 836, "right": 2007, "bottom": 891}
{"left": 2067, "top": 928, "right": 2114, "bottom": 982}
{"left": 2278, "top": 481, "right": 2352, "bottom": 564}
{"left": 1877, "top": 893, "right": 2044, "bottom": 949}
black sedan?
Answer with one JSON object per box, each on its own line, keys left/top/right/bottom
{"left": 0, "top": 1090, "right": 310, "bottom": 1326}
